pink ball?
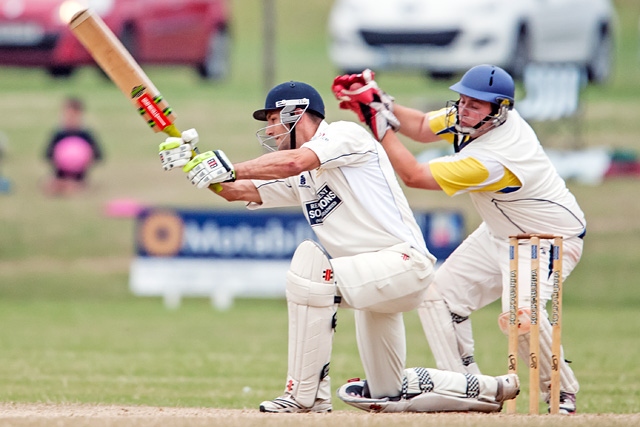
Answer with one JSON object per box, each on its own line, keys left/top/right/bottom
{"left": 53, "top": 136, "right": 94, "bottom": 174}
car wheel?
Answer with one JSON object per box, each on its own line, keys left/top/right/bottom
{"left": 586, "top": 25, "right": 612, "bottom": 84}
{"left": 198, "top": 27, "right": 230, "bottom": 80}
{"left": 48, "top": 66, "right": 74, "bottom": 78}
{"left": 341, "top": 68, "right": 368, "bottom": 75}
{"left": 507, "top": 27, "right": 530, "bottom": 80}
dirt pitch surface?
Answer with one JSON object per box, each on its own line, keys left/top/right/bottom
{"left": 0, "top": 404, "right": 638, "bottom": 427}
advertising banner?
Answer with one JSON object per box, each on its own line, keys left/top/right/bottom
{"left": 130, "top": 208, "right": 464, "bottom": 309}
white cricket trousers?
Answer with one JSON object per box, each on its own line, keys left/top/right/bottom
{"left": 435, "top": 222, "right": 583, "bottom": 317}
{"left": 333, "top": 242, "right": 435, "bottom": 399}
{"left": 433, "top": 222, "right": 583, "bottom": 394}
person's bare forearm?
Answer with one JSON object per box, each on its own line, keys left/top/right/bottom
{"left": 380, "top": 130, "right": 442, "bottom": 190}
{"left": 394, "top": 104, "right": 439, "bottom": 143}
{"left": 235, "top": 148, "right": 320, "bottom": 180}
{"left": 210, "top": 180, "right": 261, "bottom": 203}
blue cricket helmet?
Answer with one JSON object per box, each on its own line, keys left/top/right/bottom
{"left": 253, "top": 81, "right": 325, "bottom": 121}
{"left": 450, "top": 64, "right": 515, "bottom": 108}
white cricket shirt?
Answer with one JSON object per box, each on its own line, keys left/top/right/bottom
{"left": 428, "top": 109, "right": 586, "bottom": 239}
{"left": 247, "top": 120, "right": 435, "bottom": 261}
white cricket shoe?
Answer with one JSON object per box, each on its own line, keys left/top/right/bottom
{"left": 495, "top": 374, "right": 520, "bottom": 402}
{"left": 546, "top": 391, "right": 577, "bottom": 415}
{"left": 259, "top": 393, "right": 332, "bottom": 413}
{"left": 558, "top": 392, "right": 577, "bottom": 415}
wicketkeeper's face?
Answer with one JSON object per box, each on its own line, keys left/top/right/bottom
{"left": 457, "top": 95, "right": 493, "bottom": 129}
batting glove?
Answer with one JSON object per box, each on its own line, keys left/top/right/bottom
{"left": 332, "top": 69, "right": 399, "bottom": 141}
{"left": 159, "top": 128, "right": 199, "bottom": 171}
{"left": 183, "top": 150, "right": 236, "bottom": 189}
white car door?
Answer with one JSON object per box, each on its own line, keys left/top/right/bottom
{"left": 529, "top": 0, "right": 593, "bottom": 62}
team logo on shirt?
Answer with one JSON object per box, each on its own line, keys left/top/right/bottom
{"left": 304, "top": 184, "right": 342, "bottom": 226}
{"left": 299, "top": 174, "right": 310, "bottom": 188}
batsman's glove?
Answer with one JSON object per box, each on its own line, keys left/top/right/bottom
{"left": 183, "top": 149, "right": 236, "bottom": 189}
{"left": 158, "top": 128, "right": 200, "bottom": 171}
{"left": 332, "top": 69, "right": 400, "bottom": 141}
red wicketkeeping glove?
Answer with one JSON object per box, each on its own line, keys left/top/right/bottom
{"left": 332, "top": 69, "right": 399, "bottom": 141}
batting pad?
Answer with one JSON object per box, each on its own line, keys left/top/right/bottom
{"left": 337, "top": 369, "right": 502, "bottom": 413}
{"left": 285, "top": 240, "right": 337, "bottom": 408}
{"left": 515, "top": 310, "right": 579, "bottom": 395}
{"left": 417, "top": 285, "right": 468, "bottom": 373}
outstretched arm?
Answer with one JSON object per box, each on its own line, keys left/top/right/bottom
{"left": 213, "top": 147, "right": 320, "bottom": 203}
{"left": 159, "top": 128, "right": 320, "bottom": 203}
{"left": 213, "top": 180, "right": 262, "bottom": 203}
{"left": 234, "top": 147, "right": 320, "bottom": 181}
{"left": 393, "top": 104, "right": 441, "bottom": 144}
{"left": 331, "top": 69, "right": 444, "bottom": 145}
{"left": 379, "top": 130, "right": 442, "bottom": 191}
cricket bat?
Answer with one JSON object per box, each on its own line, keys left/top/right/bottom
{"left": 69, "top": 9, "right": 179, "bottom": 137}
{"left": 68, "top": 8, "right": 222, "bottom": 191}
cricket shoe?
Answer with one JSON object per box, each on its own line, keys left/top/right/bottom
{"left": 494, "top": 373, "right": 520, "bottom": 402}
{"left": 259, "top": 393, "right": 332, "bottom": 413}
{"left": 547, "top": 391, "right": 577, "bottom": 415}
{"left": 337, "top": 379, "right": 396, "bottom": 412}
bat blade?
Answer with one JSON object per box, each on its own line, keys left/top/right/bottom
{"left": 68, "top": 8, "right": 223, "bottom": 193}
{"left": 68, "top": 9, "right": 179, "bottom": 137}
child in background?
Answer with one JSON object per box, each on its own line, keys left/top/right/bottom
{"left": 44, "top": 97, "right": 103, "bottom": 196}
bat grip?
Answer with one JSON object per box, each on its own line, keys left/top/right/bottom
{"left": 163, "top": 124, "right": 223, "bottom": 193}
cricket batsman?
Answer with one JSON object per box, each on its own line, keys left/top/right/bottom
{"left": 158, "top": 80, "right": 519, "bottom": 413}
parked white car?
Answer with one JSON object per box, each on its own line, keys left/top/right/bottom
{"left": 328, "top": 0, "right": 615, "bottom": 83}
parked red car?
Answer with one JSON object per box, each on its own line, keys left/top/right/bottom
{"left": 0, "top": 0, "right": 230, "bottom": 79}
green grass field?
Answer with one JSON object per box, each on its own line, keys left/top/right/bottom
{"left": 1, "top": 0, "right": 640, "bottom": 424}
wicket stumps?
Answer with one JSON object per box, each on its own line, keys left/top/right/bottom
{"left": 507, "top": 233, "right": 564, "bottom": 415}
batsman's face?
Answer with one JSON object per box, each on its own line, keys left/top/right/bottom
{"left": 265, "top": 110, "right": 293, "bottom": 151}
{"left": 457, "top": 95, "right": 493, "bottom": 129}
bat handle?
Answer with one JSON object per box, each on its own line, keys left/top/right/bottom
{"left": 163, "top": 124, "right": 223, "bottom": 193}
